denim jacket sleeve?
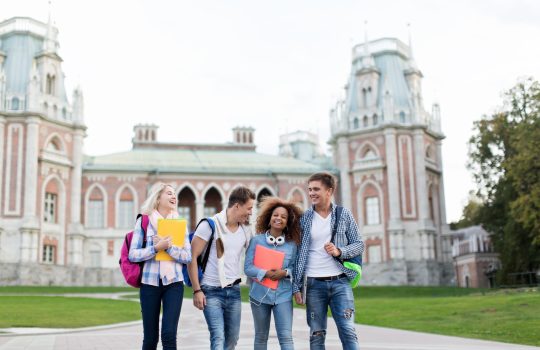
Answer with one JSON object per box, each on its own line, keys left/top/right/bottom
{"left": 285, "top": 243, "right": 297, "bottom": 283}
{"left": 244, "top": 236, "right": 267, "bottom": 282}
{"left": 166, "top": 235, "right": 192, "bottom": 264}
{"left": 128, "top": 217, "right": 156, "bottom": 262}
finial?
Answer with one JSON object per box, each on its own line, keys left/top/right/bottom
{"left": 407, "top": 22, "right": 413, "bottom": 58}
{"left": 363, "top": 20, "right": 369, "bottom": 55}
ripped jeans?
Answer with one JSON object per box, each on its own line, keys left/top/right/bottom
{"left": 305, "top": 276, "right": 359, "bottom": 350}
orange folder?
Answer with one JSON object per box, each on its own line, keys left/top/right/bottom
{"left": 156, "top": 219, "right": 186, "bottom": 261}
{"left": 253, "top": 244, "right": 285, "bottom": 289}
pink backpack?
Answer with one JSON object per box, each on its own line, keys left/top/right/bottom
{"left": 119, "top": 214, "right": 149, "bottom": 288}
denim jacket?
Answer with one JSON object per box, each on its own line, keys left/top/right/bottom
{"left": 244, "top": 233, "right": 297, "bottom": 305}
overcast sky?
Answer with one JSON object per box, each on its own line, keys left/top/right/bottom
{"left": 2, "top": 0, "right": 540, "bottom": 222}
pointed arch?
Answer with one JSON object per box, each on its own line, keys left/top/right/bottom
{"left": 355, "top": 140, "right": 380, "bottom": 160}
{"left": 286, "top": 186, "right": 308, "bottom": 210}
{"left": 177, "top": 183, "right": 198, "bottom": 231}
{"left": 115, "top": 183, "right": 139, "bottom": 228}
{"left": 202, "top": 183, "right": 225, "bottom": 216}
{"left": 85, "top": 183, "right": 108, "bottom": 228}
{"left": 43, "top": 132, "right": 67, "bottom": 154}
{"left": 41, "top": 173, "right": 66, "bottom": 226}
{"left": 357, "top": 179, "right": 385, "bottom": 228}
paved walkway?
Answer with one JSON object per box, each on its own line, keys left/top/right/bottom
{"left": 0, "top": 297, "right": 538, "bottom": 350}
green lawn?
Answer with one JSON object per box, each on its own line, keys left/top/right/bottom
{"left": 0, "top": 296, "right": 140, "bottom": 328}
{"left": 1, "top": 286, "right": 538, "bottom": 346}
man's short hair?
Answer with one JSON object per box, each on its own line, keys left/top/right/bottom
{"left": 228, "top": 186, "right": 256, "bottom": 208}
{"left": 308, "top": 172, "right": 337, "bottom": 190}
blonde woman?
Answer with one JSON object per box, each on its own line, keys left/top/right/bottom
{"left": 129, "top": 183, "right": 191, "bottom": 350}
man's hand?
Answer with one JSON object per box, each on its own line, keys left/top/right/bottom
{"left": 193, "top": 291, "right": 206, "bottom": 310}
{"left": 324, "top": 242, "right": 341, "bottom": 257}
{"left": 294, "top": 292, "right": 304, "bottom": 305}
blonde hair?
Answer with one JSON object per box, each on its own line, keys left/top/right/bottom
{"left": 140, "top": 183, "right": 176, "bottom": 215}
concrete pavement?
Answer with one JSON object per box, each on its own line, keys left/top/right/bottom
{"left": 1, "top": 297, "right": 538, "bottom": 350}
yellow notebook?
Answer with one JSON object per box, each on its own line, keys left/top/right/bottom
{"left": 155, "top": 219, "right": 187, "bottom": 261}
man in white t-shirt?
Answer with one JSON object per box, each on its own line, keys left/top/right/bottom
{"left": 188, "top": 186, "right": 255, "bottom": 350}
{"left": 293, "top": 172, "right": 364, "bottom": 350}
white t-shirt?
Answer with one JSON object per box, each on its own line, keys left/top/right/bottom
{"left": 195, "top": 220, "right": 246, "bottom": 287}
{"left": 305, "top": 211, "right": 343, "bottom": 277}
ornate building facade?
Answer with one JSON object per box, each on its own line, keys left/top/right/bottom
{"left": 329, "top": 38, "right": 454, "bottom": 285}
{"left": 0, "top": 17, "right": 455, "bottom": 286}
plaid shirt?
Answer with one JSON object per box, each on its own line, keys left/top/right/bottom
{"left": 128, "top": 216, "right": 191, "bottom": 286}
{"left": 292, "top": 203, "right": 364, "bottom": 293}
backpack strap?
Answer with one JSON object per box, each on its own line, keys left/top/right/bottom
{"left": 330, "top": 205, "right": 343, "bottom": 244}
{"left": 135, "top": 214, "right": 149, "bottom": 249}
{"left": 195, "top": 218, "right": 215, "bottom": 273}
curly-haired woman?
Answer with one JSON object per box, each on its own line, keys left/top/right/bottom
{"left": 244, "top": 197, "right": 303, "bottom": 350}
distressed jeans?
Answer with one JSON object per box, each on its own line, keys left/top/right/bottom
{"left": 202, "top": 285, "right": 242, "bottom": 350}
{"left": 250, "top": 298, "right": 294, "bottom": 350}
{"left": 305, "top": 276, "right": 359, "bottom": 350}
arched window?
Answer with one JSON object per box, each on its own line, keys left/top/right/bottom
{"left": 362, "top": 88, "right": 368, "bottom": 107}
{"left": 87, "top": 186, "right": 105, "bottom": 228}
{"left": 117, "top": 187, "right": 135, "bottom": 228}
{"left": 89, "top": 243, "right": 102, "bottom": 267}
{"left": 353, "top": 117, "right": 359, "bottom": 129}
{"left": 362, "top": 149, "right": 377, "bottom": 160}
{"left": 290, "top": 189, "right": 305, "bottom": 210}
{"left": 373, "top": 114, "right": 378, "bottom": 125}
{"left": 204, "top": 187, "right": 222, "bottom": 217}
{"left": 11, "top": 97, "right": 19, "bottom": 110}
{"left": 363, "top": 116, "right": 369, "bottom": 127}
{"left": 399, "top": 111, "right": 406, "bottom": 123}
{"left": 178, "top": 186, "right": 196, "bottom": 231}
{"left": 257, "top": 188, "right": 272, "bottom": 207}
{"left": 46, "top": 74, "right": 55, "bottom": 95}
{"left": 366, "top": 87, "right": 372, "bottom": 106}
{"left": 365, "top": 197, "right": 380, "bottom": 225}
{"left": 248, "top": 133, "right": 253, "bottom": 144}
{"left": 62, "top": 108, "right": 67, "bottom": 119}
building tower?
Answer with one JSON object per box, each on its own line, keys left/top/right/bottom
{"left": 329, "top": 37, "right": 453, "bottom": 285}
{"left": 0, "top": 16, "right": 86, "bottom": 282}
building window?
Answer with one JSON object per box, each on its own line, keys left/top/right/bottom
{"left": 89, "top": 250, "right": 101, "bottom": 267}
{"left": 368, "top": 245, "right": 382, "bottom": 263}
{"left": 399, "top": 111, "right": 406, "bottom": 123}
{"left": 44, "top": 192, "right": 57, "bottom": 223}
{"left": 373, "top": 114, "right": 378, "bottom": 125}
{"left": 204, "top": 206, "right": 217, "bottom": 217}
{"left": 46, "top": 74, "right": 56, "bottom": 95}
{"left": 362, "top": 88, "right": 367, "bottom": 107}
{"left": 363, "top": 116, "right": 368, "bottom": 127}
{"left": 87, "top": 200, "right": 104, "bottom": 228}
{"left": 118, "top": 200, "right": 134, "bottom": 228}
{"left": 42, "top": 244, "right": 56, "bottom": 263}
{"left": 365, "top": 197, "right": 380, "bottom": 225}
{"left": 178, "top": 206, "right": 191, "bottom": 231}
{"left": 11, "top": 97, "right": 20, "bottom": 110}
{"left": 353, "top": 117, "right": 359, "bottom": 129}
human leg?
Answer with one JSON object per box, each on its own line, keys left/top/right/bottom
{"left": 140, "top": 283, "right": 162, "bottom": 350}
{"left": 328, "top": 278, "right": 359, "bottom": 350}
{"left": 250, "top": 298, "right": 272, "bottom": 350}
{"left": 160, "top": 282, "right": 184, "bottom": 350}
{"left": 272, "top": 300, "right": 294, "bottom": 350}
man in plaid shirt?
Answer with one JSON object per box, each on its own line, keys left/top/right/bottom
{"left": 293, "top": 172, "right": 364, "bottom": 350}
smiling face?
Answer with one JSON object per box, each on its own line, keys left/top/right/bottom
{"left": 308, "top": 180, "right": 333, "bottom": 207}
{"left": 269, "top": 206, "right": 289, "bottom": 232}
{"left": 157, "top": 186, "right": 177, "bottom": 213}
{"left": 233, "top": 199, "right": 254, "bottom": 224}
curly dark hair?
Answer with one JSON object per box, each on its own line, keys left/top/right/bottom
{"left": 256, "top": 197, "right": 303, "bottom": 245}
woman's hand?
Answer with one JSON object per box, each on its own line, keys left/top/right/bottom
{"left": 153, "top": 236, "right": 171, "bottom": 251}
{"left": 265, "top": 269, "right": 287, "bottom": 281}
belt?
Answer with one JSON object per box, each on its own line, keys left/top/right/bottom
{"left": 224, "top": 278, "right": 242, "bottom": 288}
{"left": 313, "top": 273, "right": 346, "bottom": 281}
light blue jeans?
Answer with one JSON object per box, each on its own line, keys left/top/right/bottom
{"left": 306, "top": 276, "right": 359, "bottom": 350}
{"left": 250, "top": 298, "right": 294, "bottom": 350}
{"left": 201, "top": 285, "right": 241, "bottom": 350}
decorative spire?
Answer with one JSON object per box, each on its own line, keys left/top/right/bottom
{"left": 43, "top": 0, "right": 56, "bottom": 53}
{"left": 361, "top": 20, "right": 375, "bottom": 68}
{"left": 363, "top": 20, "right": 369, "bottom": 56}
{"left": 407, "top": 23, "right": 418, "bottom": 70}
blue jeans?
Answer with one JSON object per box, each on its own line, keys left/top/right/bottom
{"left": 250, "top": 298, "right": 294, "bottom": 350}
{"left": 202, "top": 285, "right": 241, "bottom": 350}
{"left": 306, "top": 276, "right": 359, "bottom": 350}
{"left": 140, "top": 281, "right": 184, "bottom": 350}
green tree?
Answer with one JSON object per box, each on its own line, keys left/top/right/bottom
{"left": 450, "top": 194, "right": 483, "bottom": 230}
{"left": 468, "top": 78, "right": 540, "bottom": 283}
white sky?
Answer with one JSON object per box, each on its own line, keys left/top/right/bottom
{"left": 2, "top": 0, "right": 540, "bottom": 222}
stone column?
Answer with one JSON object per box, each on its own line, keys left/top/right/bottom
{"left": 384, "top": 128, "right": 404, "bottom": 259}
{"left": 68, "top": 128, "right": 85, "bottom": 266}
{"left": 23, "top": 117, "right": 40, "bottom": 221}
{"left": 435, "top": 140, "right": 448, "bottom": 225}
{"left": 413, "top": 129, "right": 430, "bottom": 228}
{"left": 195, "top": 200, "right": 204, "bottom": 222}
{"left": 337, "top": 137, "right": 352, "bottom": 209}
{"left": 0, "top": 117, "right": 5, "bottom": 209}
